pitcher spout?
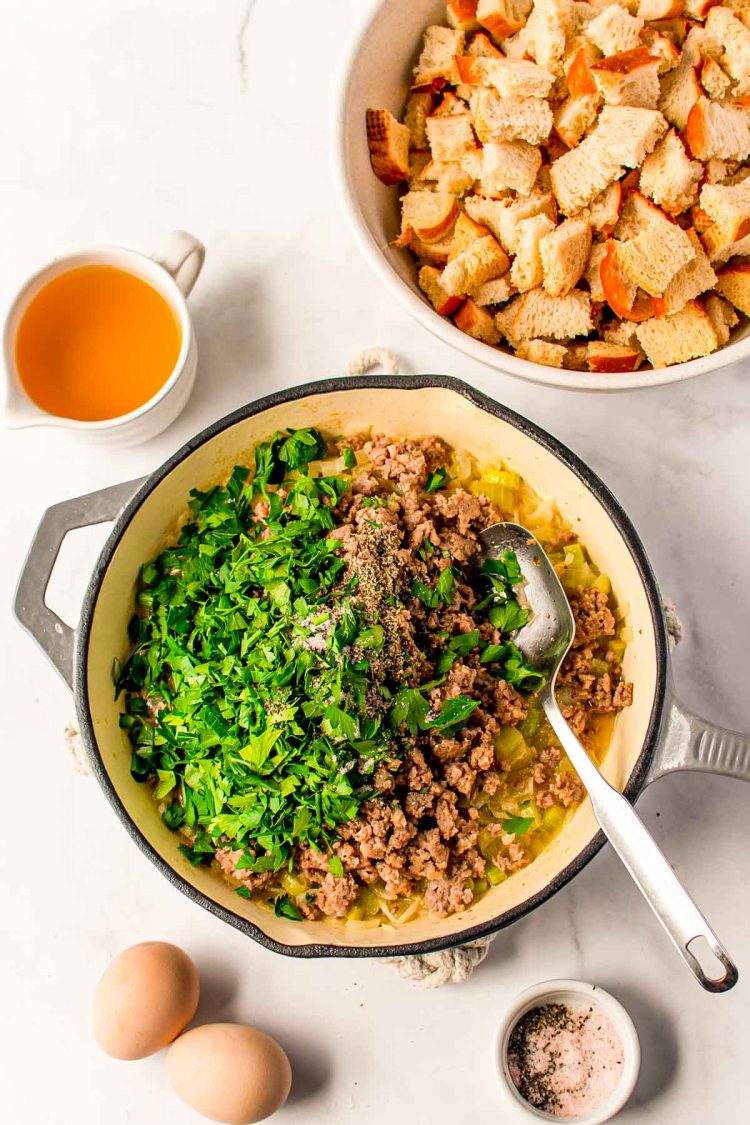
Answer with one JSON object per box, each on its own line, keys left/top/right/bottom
{"left": 3, "top": 377, "right": 56, "bottom": 429}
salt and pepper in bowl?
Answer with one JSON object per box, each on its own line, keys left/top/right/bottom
{"left": 494, "top": 980, "right": 641, "bottom": 1123}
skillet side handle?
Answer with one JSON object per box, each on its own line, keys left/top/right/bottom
{"left": 13, "top": 478, "right": 145, "bottom": 690}
{"left": 646, "top": 695, "right": 750, "bottom": 786}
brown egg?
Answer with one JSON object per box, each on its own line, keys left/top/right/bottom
{"left": 166, "top": 1023, "right": 292, "bottom": 1124}
{"left": 93, "top": 941, "right": 200, "bottom": 1060}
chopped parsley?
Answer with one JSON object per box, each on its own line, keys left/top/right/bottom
{"left": 502, "top": 812, "right": 535, "bottom": 837}
{"left": 273, "top": 894, "right": 304, "bottom": 921}
{"left": 391, "top": 686, "right": 431, "bottom": 735}
{"left": 482, "top": 642, "right": 545, "bottom": 690}
{"left": 437, "top": 630, "right": 481, "bottom": 673}
{"left": 427, "top": 695, "right": 480, "bottom": 731}
{"left": 390, "top": 690, "right": 480, "bottom": 735}
{"left": 478, "top": 553, "right": 529, "bottom": 631}
{"left": 162, "top": 803, "right": 186, "bottom": 830}
{"left": 488, "top": 600, "right": 529, "bottom": 633}
{"left": 117, "top": 428, "right": 546, "bottom": 885}
{"left": 178, "top": 830, "right": 216, "bottom": 866}
{"left": 412, "top": 565, "right": 457, "bottom": 608}
{"left": 425, "top": 466, "right": 451, "bottom": 493}
{"left": 117, "top": 428, "right": 389, "bottom": 874}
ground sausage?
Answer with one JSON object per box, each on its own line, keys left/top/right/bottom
{"left": 235, "top": 437, "right": 633, "bottom": 920}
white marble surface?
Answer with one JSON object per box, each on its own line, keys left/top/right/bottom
{"left": 1, "top": 2, "right": 749, "bottom": 1123}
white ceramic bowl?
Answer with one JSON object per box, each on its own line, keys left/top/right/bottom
{"left": 494, "top": 979, "right": 641, "bottom": 1123}
{"left": 335, "top": 0, "right": 750, "bottom": 391}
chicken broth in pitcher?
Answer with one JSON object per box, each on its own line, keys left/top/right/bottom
{"left": 15, "top": 264, "right": 181, "bottom": 421}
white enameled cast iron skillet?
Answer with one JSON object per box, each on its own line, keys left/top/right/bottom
{"left": 335, "top": 0, "right": 750, "bottom": 391}
{"left": 14, "top": 378, "right": 750, "bottom": 974}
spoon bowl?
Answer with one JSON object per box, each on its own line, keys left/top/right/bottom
{"left": 479, "top": 523, "right": 575, "bottom": 679}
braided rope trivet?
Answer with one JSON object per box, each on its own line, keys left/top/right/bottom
{"left": 345, "top": 347, "right": 401, "bottom": 376}
{"left": 62, "top": 350, "right": 685, "bottom": 986}
{"left": 384, "top": 938, "right": 494, "bottom": 988}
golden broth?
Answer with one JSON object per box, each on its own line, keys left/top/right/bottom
{"left": 15, "top": 264, "right": 182, "bottom": 421}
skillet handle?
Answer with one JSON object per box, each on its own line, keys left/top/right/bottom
{"left": 14, "top": 478, "right": 145, "bottom": 690}
{"left": 646, "top": 694, "right": 750, "bottom": 786}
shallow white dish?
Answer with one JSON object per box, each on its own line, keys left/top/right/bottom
{"left": 494, "top": 978, "right": 641, "bottom": 1123}
{"left": 335, "top": 0, "right": 750, "bottom": 392}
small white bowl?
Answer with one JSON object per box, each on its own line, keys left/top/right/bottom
{"left": 494, "top": 979, "right": 641, "bottom": 1124}
{"left": 335, "top": 0, "right": 750, "bottom": 391}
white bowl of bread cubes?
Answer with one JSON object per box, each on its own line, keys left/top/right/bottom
{"left": 337, "top": 0, "right": 750, "bottom": 390}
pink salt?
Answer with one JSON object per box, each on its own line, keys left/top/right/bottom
{"left": 507, "top": 1001, "right": 625, "bottom": 1118}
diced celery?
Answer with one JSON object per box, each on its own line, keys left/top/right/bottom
{"left": 495, "top": 727, "right": 524, "bottom": 753}
{"left": 280, "top": 871, "right": 308, "bottom": 896}
{"left": 346, "top": 904, "right": 365, "bottom": 921}
{"left": 478, "top": 827, "right": 505, "bottom": 862}
{"left": 518, "top": 702, "right": 543, "bottom": 742}
{"left": 540, "top": 805, "right": 566, "bottom": 834}
{"left": 494, "top": 727, "right": 533, "bottom": 770}
{"left": 358, "top": 888, "right": 382, "bottom": 919}
{"left": 561, "top": 563, "right": 595, "bottom": 590}
{"left": 488, "top": 783, "right": 534, "bottom": 820}
{"left": 555, "top": 684, "right": 574, "bottom": 707}
{"left": 564, "top": 544, "right": 587, "bottom": 567}
{"left": 522, "top": 802, "right": 544, "bottom": 833}
{"left": 472, "top": 878, "right": 489, "bottom": 896}
{"left": 486, "top": 865, "right": 508, "bottom": 885}
{"left": 532, "top": 721, "right": 558, "bottom": 751}
{"left": 471, "top": 479, "right": 517, "bottom": 513}
{"left": 590, "top": 658, "right": 610, "bottom": 677}
{"left": 592, "top": 573, "right": 611, "bottom": 594}
{"left": 559, "top": 544, "right": 596, "bottom": 590}
{"left": 609, "top": 639, "right": 626, "bottom": 660}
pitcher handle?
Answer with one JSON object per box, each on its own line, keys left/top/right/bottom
{"left": 152, "top": 230, "right": 205, "bottom": 297}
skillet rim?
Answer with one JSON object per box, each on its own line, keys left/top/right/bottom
{"left": 76, "top": 374, "right": 669, "bottom": 958}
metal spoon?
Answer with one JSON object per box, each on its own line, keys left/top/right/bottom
{"left": 479, "top": 522, "right": 738, "bottom": 993}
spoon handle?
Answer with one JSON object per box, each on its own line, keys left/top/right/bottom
{"left": 541, "top": 690, "right": 738, "bottom": 993}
